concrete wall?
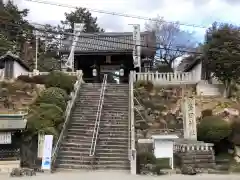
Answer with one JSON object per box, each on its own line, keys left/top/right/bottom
{"left": 196, "top": 80, "right": 225, "bottom": 96}
{"left": 189, "top": 61, "right": 202, "bottom": 82}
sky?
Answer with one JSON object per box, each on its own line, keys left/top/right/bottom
{"left": 14, "top": 0, "right": 240, "bottom": 42}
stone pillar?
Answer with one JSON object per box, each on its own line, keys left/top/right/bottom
{"left": 182, "top": 97, "right": 197, "bottom": 140}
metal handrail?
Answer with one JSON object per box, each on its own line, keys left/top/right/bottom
{"left": 51, "top": 71, "right": 83, "bottom": 170}
{"left": 89, "top": 74, "right": 108, "bottom": 156}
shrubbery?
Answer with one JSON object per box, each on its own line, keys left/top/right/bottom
{"left": 198, "top": 115, "right": 232, "bottom": 143}
{"left": 45, "top": 71, "right": 77, "bottom": 94}
{"left": 35, "top": 88, "right": 67, "bottom": 110}
{"left": 24, "top": 71, "right": 77, "bottom": 139}
{"left": 135, "top": 80, "right": 154, "bottom": 92}
{"left": 27, "top": 103, "right": 64, "bottom": 136}
{"left": 17, "top": 71, "right": 77, "bottom": 94}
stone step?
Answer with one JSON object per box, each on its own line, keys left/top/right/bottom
{"left": 98, "top": 120, "right": 129, "bottom": 125}
{"left": 60, "top": 146, "right": 89, "bottom": 152}
{"left": 72, "top": 111, "right": 128, "bottom": 116}
{"left": 64, "top": 138, "right": 92, "bottom": 144}
{"left": 98, "top": 131, "right": 128, "bottom": 137}
{"left": 95, "top": 160, "right": 129, "bottom": 166}
{"left": 71, "top": 117, "right": 128, "bottom": 122}
{"left": 57, "top": 155, "right": 93, "bottom": 162}
{"left": 56, "top": 159, "right": 93, "bottom": 166}
{"left": 75, "top": 100, "right": 101, "bottom": 104}
{"left": 64, "top": 134, "right": 128, "bottom": 141}
{"left": 95, "top": 148, "right": 128, "bottom": 154}
{"left": 70, "top": 123, "right": 128, "bottom": 128}
{"left": 97, "top": 140, "right": 128, "bottom": 145}
{"left": 56, "top": 163, "right": 129, "bottom": 170}
{"left": 59, "top": 155, "right": 128, "bottom": 162}
{"left": 61, "top": 143, "right": 128, "bottom": 150}
{"left": 62, "top": 142, "right": 91, "bottom": 148}
{"left": 55, "top": 163, "right": 92, "bottom": 170}
{"left": 104, "top": 100, "right": 128, "bottom": 103}
{"left": 59, "top": 151, "right": 90, "bottom": 157}
{"left": 66, "top": 131, "right": 93, "bottom": 137}
{"left": 96, "top": 152, "right": 128, "bottom": 158}
{"left": 68, "top": 127, "right": 128, "bottom": 132}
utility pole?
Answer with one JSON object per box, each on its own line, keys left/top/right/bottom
{"left": 35, "top": 29, "right": 39, "bottom": 70}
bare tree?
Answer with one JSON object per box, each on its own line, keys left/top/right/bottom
{"left": 145, "top": 16, "right": 197, "bottom": 71}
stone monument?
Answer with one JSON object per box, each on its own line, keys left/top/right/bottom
{"left": 182, "top": 97, "right": 197, "bottom": 140}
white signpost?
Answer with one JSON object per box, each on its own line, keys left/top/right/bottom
{"left": 132, "top": 24, "right": 141, "bottom": 71}
{"left": 41, "top": 135, "right": 53, "bottom": 170}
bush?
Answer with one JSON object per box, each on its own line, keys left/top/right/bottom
{"left": 230, "top": 118, "right": 240, "bottom": 145}
{"left": 201, "top": 109, "right": 213, "bottom": 118}
{"left": 45, "top": 71, "right": 77, "bottom": 94}
{"left": 198, "top": 115, "right": 232, "bottom": 143}
{"left": 137, "top": 152, "right": 156, "bottom": 174}
{"left": 135, "top": 80, "right": 154, "bottom": 92}
{"left": 27, "top": 103, "right": 64, "bottom": 136}
{"left": 137, "top": 151, "right": 156, "bottom": 165}
{"left": 46, "top": 87, "right": 69, "bottom": 102}
{"left": 35, "top": 88, "right": 67, "bottom": 110}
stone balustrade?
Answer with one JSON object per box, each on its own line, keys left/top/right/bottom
{"left": 133, "top": 71, "right": 199, "bottom": 85}
{"left": 20, "top": 69, "right": 81, "bottom": 77}
{"left": 174, "top": 141, "right": 214, "bottom": 152}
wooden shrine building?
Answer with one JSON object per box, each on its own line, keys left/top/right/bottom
{"left": 59, "top": 32, "right": 156, "bottom": 82}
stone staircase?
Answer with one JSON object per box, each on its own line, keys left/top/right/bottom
{"left": 95, "top": 83, "right": 129, "bottom": 170}
{"left": 55, "top": 83, "right": 102, "bottom": 170}
{"left": 54, "top": 83, "right": 130, "bottom": 171}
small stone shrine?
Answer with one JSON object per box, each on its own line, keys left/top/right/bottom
{"left": 0, "top": 113, "right": 27, "bottom": 173}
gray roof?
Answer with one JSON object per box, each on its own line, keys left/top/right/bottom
{"left": 60, "top": 32, "right": 156, "bottom": 55}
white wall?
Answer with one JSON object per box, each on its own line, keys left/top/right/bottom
{"left": 154, "top": 140, "right": 173, "bottom": 158}
{"left": 189, "top": 61, "right": 202, "bottom": 82}
{"left": 13, "top": 61, "right": 29, "bottom": 78}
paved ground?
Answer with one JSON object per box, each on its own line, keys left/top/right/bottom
{"left": 0, "top": 170, "right": 240, "bottom": 180}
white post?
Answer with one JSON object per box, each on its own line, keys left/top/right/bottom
{"left": 35, "top": 30, "right": 39, "bottom": 70}
{"left": 65, "top": 23, "right": 84, "bottom": 72}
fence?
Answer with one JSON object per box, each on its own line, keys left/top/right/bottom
{"left": 132, "top": 71, "right": 198, "bottom": 85}
{"left": 20, "top": 70, "right": 81, "bottom": 77}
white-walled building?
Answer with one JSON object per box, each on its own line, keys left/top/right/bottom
{"left": 0, "top": 51, "right": 30, "bottom": 80}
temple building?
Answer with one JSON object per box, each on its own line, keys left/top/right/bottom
{"left": 59, "top": 32, "right": 156, "bottom": 82}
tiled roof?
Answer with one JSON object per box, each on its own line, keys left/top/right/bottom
{"left": 60, "top": 32, "right": 156, "bottom": 54}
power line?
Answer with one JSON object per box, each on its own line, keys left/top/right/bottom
{"left": 0, "top": 20, "right": 201, "bottom": 55}
{"left": 2, "top": 26, "right": 240, "bottom": 65}
{"left": 24, "top": 0, "right": 209, "bottom": 29}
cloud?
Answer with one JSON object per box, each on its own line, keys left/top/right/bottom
{"left": 14, "top": 0, "right": 240, "bottom": 42}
